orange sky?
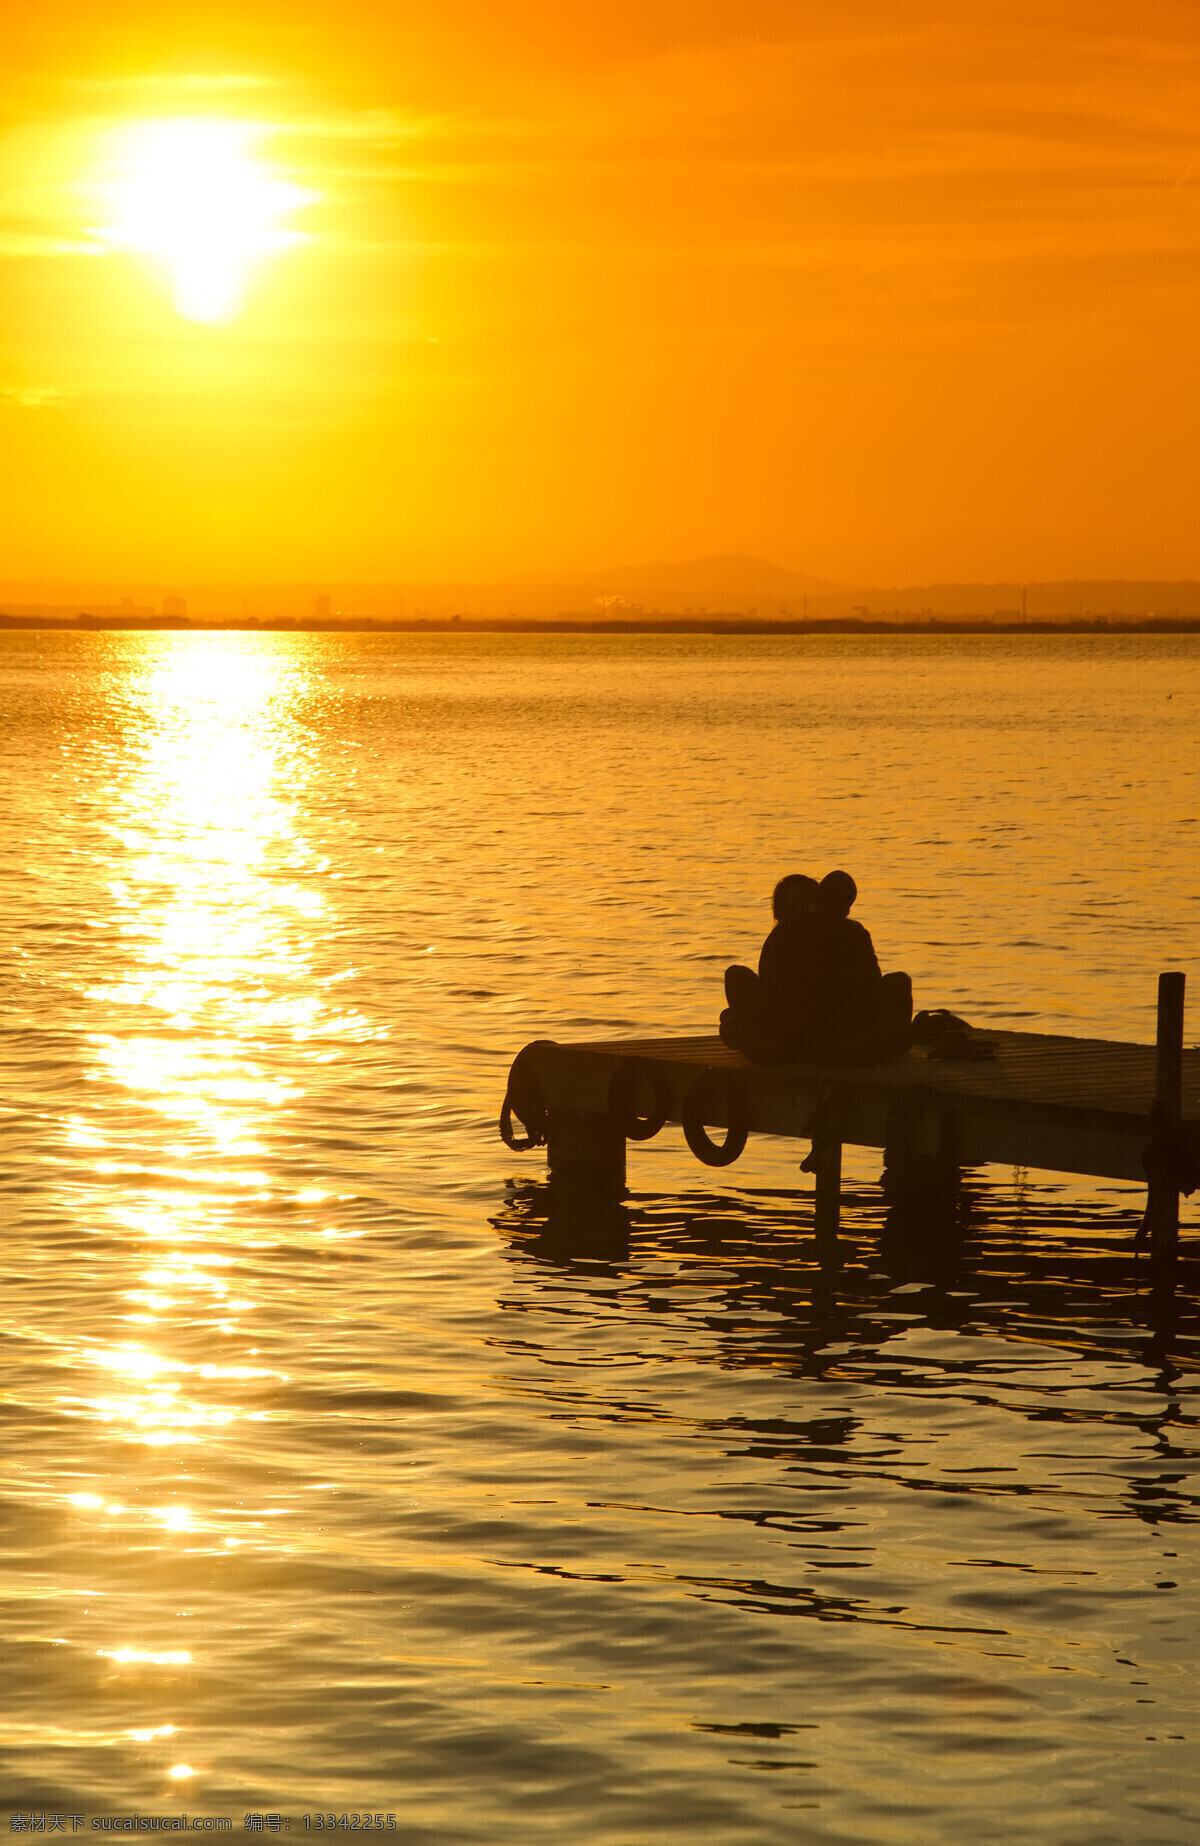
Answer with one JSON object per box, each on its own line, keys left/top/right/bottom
{"left": 4, "top": 0, "right": 1200, "bottom": 586}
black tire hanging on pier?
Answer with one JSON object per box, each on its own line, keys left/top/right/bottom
{"left": 499, "top": 1043, "right": 551, "bottom": 1151}
{"left": 681, "top": 1066, "right": 749, "bottom": 1167}
{"left": 608, "top": 1057, "right": 672, "bottom": 1142}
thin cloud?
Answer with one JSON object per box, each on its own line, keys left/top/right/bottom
{"left": 0, "top": 231, "right": 101, "bottom": 256}
{"left": 69, "top": 74, "right": 285, "bottom": 94}
{"left": 1, "top": 387, "right": 70, "bottom": 408}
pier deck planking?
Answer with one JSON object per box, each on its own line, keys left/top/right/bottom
{"left": 518, "top": 1027, "right": 1200, "bottom": 1187}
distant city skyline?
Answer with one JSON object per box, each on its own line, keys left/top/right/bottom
{"left": 7, "top": 552, "right": 1200, "bottom": 624}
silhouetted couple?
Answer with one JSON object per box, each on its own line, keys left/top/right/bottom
{"left": 720, "top": 870, "right": 912, "bottom": 1065}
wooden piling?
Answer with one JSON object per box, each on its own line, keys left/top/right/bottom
{"left": 546, "top": 1107, "right": 626, "bottom": 1193}
{"left": 811, "top": 1132, "right": 842, "bottom": 1252}
{"left": 1145, "top": 971, "right": 1186, "bottom": 1268}
{"left": 1156, "top": 972, "right": 1186, "bottom": 1130}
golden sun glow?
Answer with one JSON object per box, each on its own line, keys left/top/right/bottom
{"left": 92, "top": 117, "right": 317, "bottom": 323}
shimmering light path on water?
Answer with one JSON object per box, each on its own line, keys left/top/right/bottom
{"left": 2, "top": 632, "right": 1197, "bottom": 1842}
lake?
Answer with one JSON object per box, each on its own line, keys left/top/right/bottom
{"left": 2, "top": 630, "right": 1197, "bottom": 1842}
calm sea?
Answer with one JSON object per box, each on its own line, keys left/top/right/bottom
{"left": 2, "top": 631, "right": 1198, "bottom": 1843}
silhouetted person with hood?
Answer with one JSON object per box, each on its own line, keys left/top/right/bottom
{"left": 720, "top": 873, "right": 820, "bottom": 1062}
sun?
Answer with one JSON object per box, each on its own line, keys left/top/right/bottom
{"left": 93, "top": 118, "right": 318, "bottom": 324}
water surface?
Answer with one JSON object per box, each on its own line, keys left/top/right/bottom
{"left": 2, "top": 632, "right": 1198, "bottom": 1841}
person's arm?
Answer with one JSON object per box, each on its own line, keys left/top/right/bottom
{"left": 758, "top": 924, "right": 784, "bottom": 985}
{"left": 848, "top": 920, "right": 882, "bottom": 985}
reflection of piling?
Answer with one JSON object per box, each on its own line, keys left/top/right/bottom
{"left": 497, "top": 1176, "right": 633, "bottom": 1263}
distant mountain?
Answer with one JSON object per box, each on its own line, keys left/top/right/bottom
{"left": 561, "top": 554, "right": 837, "bottom": 599}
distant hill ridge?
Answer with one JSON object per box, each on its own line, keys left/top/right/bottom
{"left": 541, "top": 554, "right": 836, "bottom": 596}
{"left": 5, "top": 558, "right": 1200, "bottom": 620}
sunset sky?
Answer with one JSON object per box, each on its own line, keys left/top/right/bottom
{"left": 4, "top": 0, "right": 1200, "bottom": 586}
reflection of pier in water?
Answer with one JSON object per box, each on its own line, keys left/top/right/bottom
{"left": 501, "top": 974, "right": 1197, "bottom": 1271}
{"left": 492, "top": 1174, "right": 1199, "bottom": 1535}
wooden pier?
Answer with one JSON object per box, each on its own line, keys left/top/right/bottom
{"left": 501, "top": 973, "right": 1197, "bottom": 1264}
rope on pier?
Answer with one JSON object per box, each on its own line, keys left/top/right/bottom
{"left": 500, "top": 1042, "right": 552, "bottom": 1150}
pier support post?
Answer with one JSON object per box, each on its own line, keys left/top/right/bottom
{"left": 546, "top": 1108, "right": 626, "bottom": 1195}
{"left": 1143, "top": 971, "right": 1185, "bottom": 1271}
{"left": 881, "top": 1087, "right": 962, "bottom": 1235}
{"left": 812, "top": 1133, "right": 842, "bottom": 1254}
{"left": 801, "top": 1085, "right": 845, "bottom": 1256}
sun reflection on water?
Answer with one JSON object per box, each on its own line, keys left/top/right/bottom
{"left": 93, "top": 637, "right": 326, "bottom": 1037}
{"left": 99, "top": 1647, "right": 193, "bottom": 1666}
{"left": 58, "top": 636, "right": 340, "bottom": 1602}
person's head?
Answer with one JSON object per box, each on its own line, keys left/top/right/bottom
{"left": 772, "top": 873, "right": 820, "bottom": 923}
{"left": 818, "top": 869, "right": 857, "bottom": 918}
